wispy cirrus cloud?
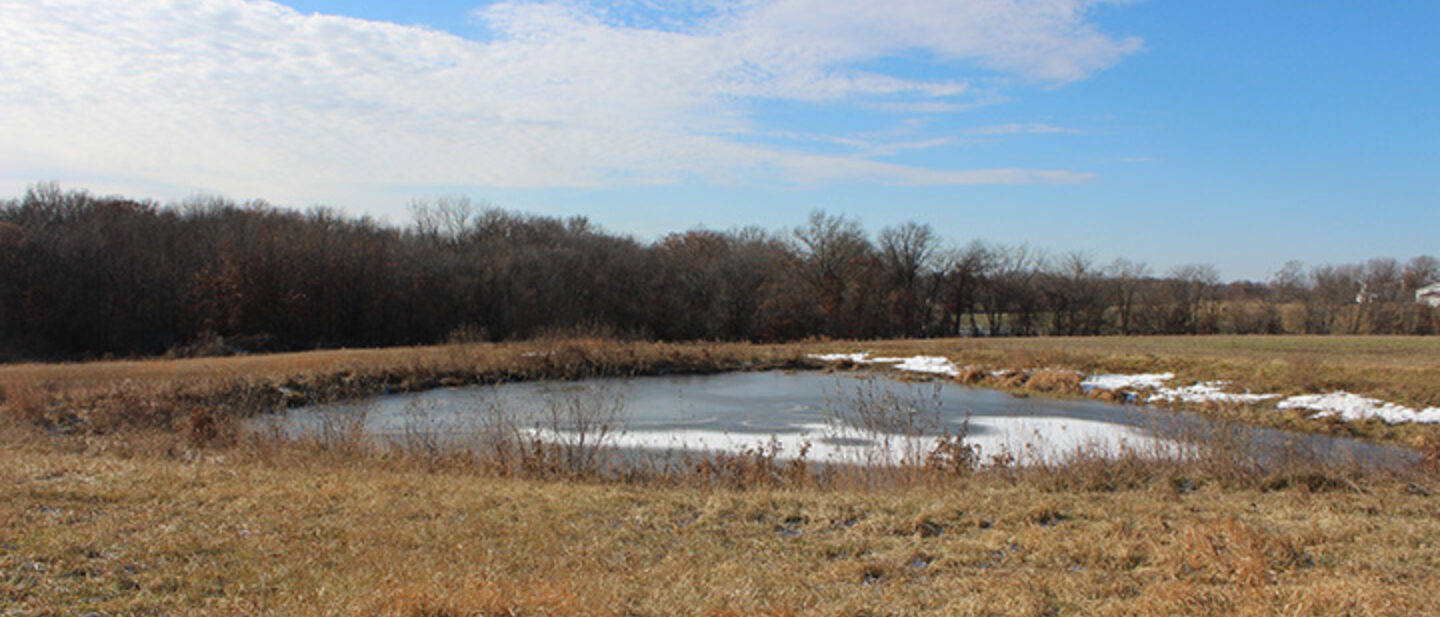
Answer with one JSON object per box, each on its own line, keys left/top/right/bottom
{"left": 0, "top": 0, "right": 1140, "bottom": 208}
{"left": 966, "top": 122, "right": 1086, "bottom": 135}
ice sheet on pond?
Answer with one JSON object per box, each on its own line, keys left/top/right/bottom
{"left": 252, "top": 371, "right": 1416, "bottom": 466}
{"left": 534, "top": 416, "right": 1171, "bottom": 466}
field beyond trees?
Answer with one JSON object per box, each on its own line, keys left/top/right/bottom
{"left": 2, "top": 336, "right": 1439, "bottom": 615}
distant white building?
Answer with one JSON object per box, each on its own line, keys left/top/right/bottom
{"left": 1418, "top": 283, "right": 1440, "bottom": 308}
{"left": 1356, "top": 282, "right": 1375, "bottom": 304}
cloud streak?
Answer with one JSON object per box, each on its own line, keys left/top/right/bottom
{"left": 967, "top": 123, "right": 1086, "bottom": 135}
{"left": 0, "top": 0, "right": 1139, "bottom": 206}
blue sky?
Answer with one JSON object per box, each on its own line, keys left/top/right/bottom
{"left": 1, "top": 1, "right": 1435, "bottom": 280}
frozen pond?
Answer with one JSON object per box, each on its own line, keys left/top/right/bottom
{"left": 251, "top": 371, "right": 1416, "bottom": 467}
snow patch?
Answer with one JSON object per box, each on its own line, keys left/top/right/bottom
{"left": 1146, "top": 382, "right": 1278, "bottom": 405}
{"left": 812, "top": 354, "right": 1437, "bottom": 425}
{"left": 1082, "top": 372, "right": 1276, "bottom": 405}
{"left": 807, "top": 352, "right": 872, "bottom": 363}
{"left": 1278, "top": 392, "right": 1440, "bottom": 425}
{"left": 1081, "top": 373, "right": 1175, "bottom": 392}
{"left": 891, "top": 356, "right": 961, "bottom": 377}
{"left": 807, "top": 352, "right": 960, "bottom": 377}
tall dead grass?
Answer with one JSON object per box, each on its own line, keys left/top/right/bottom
{"left": 5, "top": 424, "right": 1437, "bottom": 617}
{"left": 7, "top": 337, "right": 1439, "bottom": 616}
{"left": 0, "top": 340, "right": 815, "bottom": 439}
{"left": 1, "top": 336, "right": 1432, "bottom": 493}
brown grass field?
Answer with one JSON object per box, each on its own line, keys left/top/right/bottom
{"left": 2, "top": 336, "right": 1439, "bottom": 615}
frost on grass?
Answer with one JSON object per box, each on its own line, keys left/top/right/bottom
{"left": 1278, "top": 392, "right": 1440, "bottom": 425}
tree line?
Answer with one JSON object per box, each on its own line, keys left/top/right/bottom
{"left": 1, "top": 184, "right": 1436, "bottom": 360}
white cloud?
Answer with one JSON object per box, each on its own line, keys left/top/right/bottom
{"left": 967, "top": 122, "right": 1085, "bottom": 135}
{"left": 725, "top": 0, "right": 1141, "bottom": 83}
{"left": 777, "top": 157, "right": 1096, "bottom": 185}
{"left": 0, "top": 0, "right": 1139, "bottom": 207}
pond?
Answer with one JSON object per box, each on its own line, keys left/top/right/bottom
{"left": 250, "top": 371, "right": 1416, "bottom": 467}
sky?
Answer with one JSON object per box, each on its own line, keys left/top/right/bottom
{"left": 1, "top": 0, "right": 1436, "bottom": 280}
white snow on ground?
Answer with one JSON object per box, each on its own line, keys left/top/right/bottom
{"left": 811, "top": 353, "right": 1439, "bottom": 425}
{"left": 537, "top": 416, "right": 1174, "bottom": 467}
{"left": 1147, "top": 382, "right": 1279, "bottom": 405}
{"left": 1278, "top": 392, "right": 1440, "bottom": 424}
{"left": 890, "top": 356, "right": 961, "bottom": 377}
{"left": 807, "top": 352, "right": 961, "bottom": 377}
{"left": 807, "top": 352, "right": 873, "bottom": 363}
{"left": 1080, "top": 373, "right": 1175, "bottom": 391}
{"left": 1082, "top": 372, "right": 1276, "bottom": 405}
{"left": 1084, "top": 373, "right": 1436, "bottom": 423}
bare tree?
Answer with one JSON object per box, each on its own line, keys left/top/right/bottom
{"left": 0, "top": 219, "right": 24, "bottom": 352}
{"left": 14, "top": 181, "right": 1440, "bottom": 360}
{"left": 973, "top": 244, "right": 1045, "bottom": 336}
{"left": 1403, "top": 255, "right": 1439, "bottom": 296}
{"left": 1401, "top": 255, "right": 1440, "bottom": 334}
{"left": 1271, "top": 260, "right": 1306, "bottom": 301}
{"left": 1164, "top": 264, "right": 1220, "bottom": 334}
{"left": 793, "top": 210, "right": 873, "bottom": 337}
{"left": 409, "top": 196, "right": 479, "bottom": 245}
{"left": 1305, "top": 264, "right": 1361, "bottom": 334}
{"left": 1043, "top": 251, "right": 1107, "bottom": 336}
{"left": 938, "top": 241, "right": 990, "bottom": 336}
{"left": 648, "top": 230, "right": 730, "bottom": 340}
{"left": 877, "top": 221, "right": 938, "bottom": 337}
{"left": 1107, "top": 258, "right": 1151, "bottom": 335}
{"left": 1357, "top": 258, "right": 1405, "bottom": 333}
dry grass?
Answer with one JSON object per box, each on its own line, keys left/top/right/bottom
{"left": 2, "top": 425, "right": 1436, "bottom": 616}
{"left": 2, "top": 336, "right": 1439, "bottom": 614}
{"left": 0, "top": 340, "right": 813, "bottom": 439}
{"left": 808, "top": 336, "right": 1440, "bottom": 446}
{"left": 1, "top": 334, "right": 1436, "bottom": 455}
{"left": 0, "top": 340, "right": 811, "bottom": 399}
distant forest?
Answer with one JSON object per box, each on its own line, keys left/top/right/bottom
{"left": 1, "top": 183, "right": 1436, "bottom": 360}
